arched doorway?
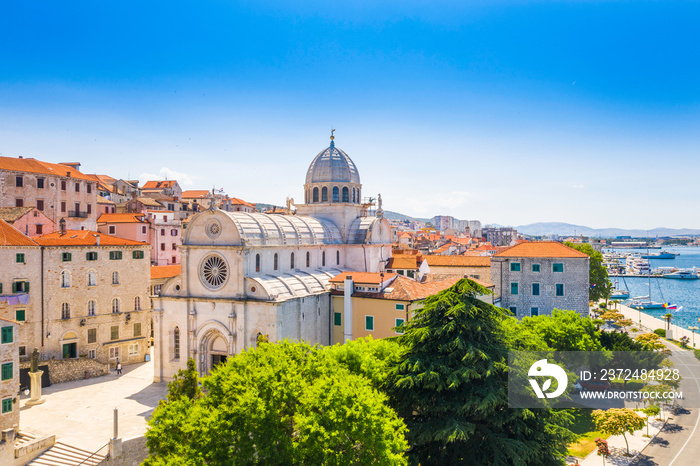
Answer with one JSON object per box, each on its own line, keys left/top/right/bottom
{"left": 198, "top": 328, "right": 230, "bottom": 374}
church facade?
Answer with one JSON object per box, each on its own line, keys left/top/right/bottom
{"left": 152, "top": 136, "right": 392, "bottom": 381}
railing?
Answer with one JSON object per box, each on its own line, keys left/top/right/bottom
{"left": 68, "top": 210, "right": 88, "bottom": 218}
{"left": 76, "top": 441, "right": 110, "bottom": 465}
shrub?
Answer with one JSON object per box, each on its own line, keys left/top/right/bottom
{"left": 654, "top": 329, "right": 666, "bottom": 338}
{"left": 694, "top": 349, "right": 700, "bottom": 361}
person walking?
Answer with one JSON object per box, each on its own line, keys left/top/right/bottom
{"left": 116, "top": 360, "right": 122, "bottom": 375}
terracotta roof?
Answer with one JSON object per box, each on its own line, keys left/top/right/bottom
{"left": 423, "top": 255, "right": 491, "bottom": 267}
{"left": 0, "top": 156, "right": 93, "bottom": 181}
{"left": 97, "top": 213, "right": 147, "bottom": 224}
{"left": 151, "top": 265, "right": 181, "bottom": 279}
{"left": 0, "top": 206, "right": 35, "bottom": 223}
{"left": 34, "top": 230, "right": 148, "bottom": 246}
{"left": 143, "top": 180, "right": 177, "bottom": 189}
{"left": 387, "top": 255, "right": 422, "bottom": 270}
{"left": 0, "top": 219, "right": 38, "bottom": 246}
{"left": 493, "top": 241, "right": 589, "bottom": 258}
{"left": 182, "top": 190, "right": 210, "bottom": 199}
{"left": 228, "top": 197, "right": 255, "bottom": 208}
{"left": 398, "top": 232, "right": 413, "bottom": 239}
{"left": 351, "top": 276, "right": 493, "bottom": 301}
{"left": 134, "top": 197, "right": 163, "bottom": 207}
{"left": 433, "top": 244, "right": 452, "bottom": 253}
{"left": 96, "top": 197, "right": 115, "bottom": 205}
{"left": 329, "top": 272, "right": 398, "bottom": 285}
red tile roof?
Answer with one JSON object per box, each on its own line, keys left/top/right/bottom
{"left": 151, "top": 265, "right": 181, "bottom": 279}
{"left": 97, "top": 213, "right": 146, "bottom": 224}
{"left": 352, "top": 276, "right": 494, "bottom": 301}
{"left": 143, "top": 180, "right": 177, "bottom": 189}
{"left": 329, "top": 272, "right": 398, "bottom": 285}
{"left": 0, "top": 219, "right": 38, "bottom": 246}
{"left": 0, "top": 156, "right": 92, "bottom": 180}
{"left": 182, "top": 190, "right": 210, "bottom": 199}
{"left": 387, "top": 255, "right": 422, "bottom": 270}
{"left": 493, "top": 241, "right": 589, "bottom": 258}
{"left": 423, "top": 255, "right": 491, "bottom": 267}
{"left": 34, "top": 230, "right": 148, "bottom": 246}
{"left": 228, "top": 197, "right": 255, "bottom": 208}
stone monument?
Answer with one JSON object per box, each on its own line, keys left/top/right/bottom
{"left": 25, "top": 348, "right": 45, "bottom": 406}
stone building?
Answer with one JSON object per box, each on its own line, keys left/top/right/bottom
{"left": 147, "top": 210, "right": 182, "bottom": 266}
{"left": 0, "top": 157, "right": 98, "bottom": 230}
{"left": 0, "top": 319, "right": 19, "bottom": 446}
{"left": 33, "top": 229, "right": 151, "bottom": 365}
{"left": 0, "top": 206, "right": 55, "bottom": 237}
{"left": 142, "top": 180, "right": 182, "bottom": 201}
{"left": 422, "top": 255, "right": 491, "bottom": 281}
{"left": 152, "top": 135, "right": 392, "bottom": 381}
{"left": 490, "top": 241, "right": 590, "bottom": 318}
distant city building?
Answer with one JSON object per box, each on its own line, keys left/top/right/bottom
{"left": 483, "top": 226, "right": 518, "bottom": 246}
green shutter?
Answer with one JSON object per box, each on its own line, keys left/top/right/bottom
{"left": 395, "top": 318, "right": 405, "bottom": 334}
{"left": 365, "top": 316, "right": 374, "bottom": 331}
{"left": 0, "top": 284, "right": 2, "bottom": 293}
{"left": 510, "top": 283, "right": 518, "bottom": 295}
{"left": 1, "top": 363, "right": 12, "bottom": 380}
{"left": 62, "top": 252, "right": 72, "bottom": 262}
{"left": 334, "top": 312, "right": 341, "bottom": 326}
{"left": 553, "top": 263, "right": 564, "bottom": 272}
{"left": 16, "top": 253, "right": 24, "bottom": 263}
{"left": 15, "top": 310, "right": 25, "bottom": 322}
{"left": 510, "top": 262, "right": 520, "bottom": 272}
{"left": 0, "top": 327, "right": 12, "bottom": 344}
{"left": 24, "top": 281, "right": 29, "bottom": 292}
{"left": 1, "top": 398, "right": 11, "bottom": 414}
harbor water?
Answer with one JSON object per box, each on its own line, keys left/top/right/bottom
{"left": 608, "top": 246, "right": 700, "bottom": 330}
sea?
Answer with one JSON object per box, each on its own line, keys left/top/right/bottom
{"left": 608, "top": 246, "right": 700, "bottom": 330}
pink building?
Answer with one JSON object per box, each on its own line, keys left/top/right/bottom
{"left": 0, "top": 206, "right": 55, "bottom": 236}
{"left": 97, "top": 213, "right": 150, "bottom": 247}
{"left": 147, "top": 210, "right": 181, "bottom": 266}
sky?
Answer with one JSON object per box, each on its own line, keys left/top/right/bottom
{"left": 1, "top": 1, "right": 699, "bottom": 229}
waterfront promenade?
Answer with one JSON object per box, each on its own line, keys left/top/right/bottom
{"left": 616, "top": 302, "right": 700, "bottom": 349}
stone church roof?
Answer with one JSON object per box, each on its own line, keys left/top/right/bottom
{"left": 305, "top": 143, "right": 361, "bottom": 185}
{"left": 222, "top": 212, "right": 344, "bottom": 246}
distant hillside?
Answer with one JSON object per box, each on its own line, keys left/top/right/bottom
{"left": 383, "top": 210, "right": 431, "bottom": 223}
{"left": 516, "top": 222, "right": 700, "bottom": 238}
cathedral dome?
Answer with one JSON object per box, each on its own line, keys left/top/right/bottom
{"left": 305, "top": 142, "right": 361, "bottom": 185}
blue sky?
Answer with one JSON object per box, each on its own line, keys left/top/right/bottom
{"left": 1, "top": 1, "right": 699, "bottom": 229}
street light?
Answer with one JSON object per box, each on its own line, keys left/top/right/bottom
{"left": 689, "top": 326, "right": 699, "bottom": 348}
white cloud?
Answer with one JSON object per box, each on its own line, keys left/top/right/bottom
{"left": 572, "top": 184, "right": 585, "bottom": 189}
{"left": 139, "top": 167, "right": 195, "bottom": 187}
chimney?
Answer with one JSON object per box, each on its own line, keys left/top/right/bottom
{"left": 59, "top": 218, "right": 66, "bottom": 235}
{"left": 96, "top": 235, "right": 101, "bottom": 246}
{"left": 343, "top": 275, "right": 354, "bottom": 342}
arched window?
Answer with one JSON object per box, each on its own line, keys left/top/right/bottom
{"left": 174, "top": 327, "right": 180, "bottom": 359}
{"left": 112, "top": 298, "right": 120, "bottom": 314}
{"left": 60, "top": 270, "right": 70, "bottom": 288}
{"left": 255, "top": 254, "right": 261, "bottom": 273}
{"left": 321, "top": 187, "right": 328, "bottom": 202}
{"left": 337, "top": 250, "right": 340, "bottom": 265}
{"left": 306, "top": 251, "right": 310, "bottom": 267}
{"left": 352, "top": 187, "right": 356, "bottom": 203}
{"left": 290, "top": 252, "right": 295, "bottom": 269}
{"left": 322, "top": 251, "right": 326, "bottom": 267}
{"left": 87, "top": 270, "right": 97, "bottom": 287}
{"left": 312, "top": 187, "right": 319, "bottom": 203}
{"left": 332, "top": 187, "right": 339, "bottom": 202}
{"left": 274, "top": 253, "right": 278, "bottom": 271}
{"left": 134, "top": 296, "right": 141, "bottom": 311}
{"left": 342, "top": 187, "right": 349, "bottom": 202}
{"left": 87, "top": 300, "right": 96, "bottom": 316}
{"left": 112, "top": 271, "right": 120, "bottom": 285}
{"left": 61, "top": 303, "right": 70, "bottom": 319}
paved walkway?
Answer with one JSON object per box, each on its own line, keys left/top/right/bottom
{"left": 19, "top": 354, "right": 167, "bottom": 453}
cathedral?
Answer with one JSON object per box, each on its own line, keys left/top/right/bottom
{"left": 152, "top": 135, "right": 392, "bottom": 380}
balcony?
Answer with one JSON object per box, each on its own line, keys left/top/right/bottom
{"left": 68, "top": 210, "right": 88, "bottom": 218}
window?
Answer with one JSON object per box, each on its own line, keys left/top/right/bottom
{"left": 87, "top": 300, "right": 96, "bottom": 316}
{"left": 112, "top": 272, "right": 120, "bottom": 284}
{"left": 109, "top": 251, "right": 123, "bottom": 260}
{"left": 37, "top": 178, "right": 44, "bottom": 189}
{"left": 87, "top": 270, "right": 97, "bottom": 286}
{"left": 322, "top": 251, "right": 326, "bottom": 267}
{"left": 334, "top": 312, "right": 342, "bottom": 326}
{"left": 108, "top": 225, "right": 116, "bottom": 235}
{"left": 171, "top": 243, "right": 176, "bottom": 251}
{"left": 306, "top": 252, "right": 310, "bottom": 267}
{"left": 395, "top": 303, "right": 405, "bottom": 310}
{"left": 274, "top": 253, "right": 278, "bottom": 270}
{"left": 88, "top": 328, "right": 97, "bottom": 343}
{"left": 87, "top": 183, "right": 92, "bottom": 193}
{"left": 15, "top": 310, "right": 25, "bottom": 322}
{"left": 332, "top": 186, "right": 339, "bottom": 202}
{"left": 36, "top": 224, "right": 43, "bottom": 234}
{"left": 395, "top": 318, "right": 405, "bottom": 334}
{"left": 290, "top": 252, "right": 295, "bottom": 269}
{"left": 1, "top": 398, "right": 12, "bottom": 414}
{"left": 342, "top": 187, "right": 349, "bottom": 202}
{"left": 1, "top": 327, "right": 13, "bottom": 344}
{"left": 112, "top": 298, "right": 120, "bottom": 313}
{"left": 60, "top": 270, "right": 70, "bottom": 288}
{"left": 86, "top": 252, "right": 98, "bottom": 261}
{"left": 133, "top": 250, "right": 144, "bottom": 259}
{"left": 61, "top": 201, "right": 66, "bottom": 213}
{"left": 553, "top": 263, "right": 564, "bottom": 273}
{"left": 255, "top": 254, "right": 261, "bottom": 273}
{"left": 556, "top": 284, "right": 565, "bottom": 297}
{"left": 75, "top": 182, "right": 80, "bottom": 192}
{"left": 161, "top": 229, "right": 165, "bottom": 236}
{"left": 365, "top": 316, "right": 374, "bottom": 331}
{"left": 141, "top": 225, "right": 147, "bottom": 235}
{"left": 509, "top": 306, "right": 517, "bottom": 314}
{"left": 153, "top": 285, "right": 162, "bottom": 295}
{"left": 171, "top": 229, "right": 177, "bottom": 236}
{"left": 134, "top": 296, "right": 141, "bottom": 311}
{"left": 12, "top": 281, "right": 29, "bottom": 293}
{"left": 171, "top": 256, "right": 176, "bottom": 264}
{"left": 532, "top": 283, "right": 540, "bottom": 296}
{"left": 531, "top": 307, "right": 539, "bottom": 317}
{"left": 88, "top": 349, "right": 96, "bottom": 359}
{"left": 19, "top": 346, "right": 26, "bottom": 356}
{"left": 16, "top": 253, "right": 25, "bottom": 263}
{"left": 87, "top": 204, "right": 92, "bottom": 215}
{"left": 510, "top": 282, "right": 519, "bottom": 295}
{"left": 160, "top": 243, "right": 165, "bottom": 251}
{"left": 15, "top": 198, "right": 23, "bottom": 207}
{"left": 312, "top": 187, "right": 319, "bottom": 202}
{"left": 164, "top": 216, "right": 167, "bottom": 222}
{"left": 15, "top": 176, "right": 23, "bottom": 187}
{"left": 510, "top": 262, "right": 521, "bottom": 272}
{"left": 532, "top": 264, "right": 541, "bottom": 273}
{"left": 133, "top": 322, "right": 142, "bottom": 337}
{"left": 110, "top": 326, "right": 119, "bottom": 340}
{"left": 61, "top": 303, "right": 70, "bottom": 319}
{"left": 321, "top": 187, "right": 328, "bottom": 202}
{"left": 174, "top": 327, "right": 180, "bottom": 359}
{"left": 128, "top": 343, "right": 139, "bottom": 356}
{"left": 62, "top": 252, "right": 72, "bottom": 262}
{"left": 336, "top": 250, "right": 340, "bottom": 265}
{"left": 109, "top": 347, "right": 120, "bottom": 359}
{"left": 61, "top": 180, "right": 66, "bottom": 191}
{"left": 37, "top": 199, "right": 44, "bottom": 211}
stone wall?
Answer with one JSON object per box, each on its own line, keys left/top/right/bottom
{"left": 98, "top": 436, "right": 148, "bottom": 466}
{"left": 20, "top": 357, "right": 109, "bottom": 385}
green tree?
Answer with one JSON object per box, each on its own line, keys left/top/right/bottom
{"left": 635, "top": 333, "right": 666, "bottom": 351}
{"left": 565, "top": 242, "right": 611, "bottom": 302}
{"left": 638, "top": 405, "right": 660, "bottom": 436}
{"left": 664, "top": 313, "right": 673, "bottom": 331}
{"left": 592, "top": 408, "right": 646, "bottom": 456}
{"left": 166, "top": 358, "right": 202, "bottom": 402}
{"left": 144, "top": 341, "right": 407, "bottom": 465}
{"left": 387, "top": 279, "right": 574, "bottom": 466}
{"left": 508, "top": 309, "right": 602, "bottom": 352}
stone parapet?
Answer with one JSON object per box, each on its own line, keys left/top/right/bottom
{"left": 20, "top": 358, "right": 109, "bottom": 385}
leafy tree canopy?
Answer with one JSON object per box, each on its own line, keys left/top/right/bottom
{"left": 508, "top": 309, "right": 602, "bottom": 352}
{"left": 565, "top": 242, "right": 611, "bottom": 302}
{"left": 592, "top": 408, "right": 646, "bottom": 456}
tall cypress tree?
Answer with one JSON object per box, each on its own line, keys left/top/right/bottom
{"left": 387, "top": 279, "right": 572, "bottom": 466}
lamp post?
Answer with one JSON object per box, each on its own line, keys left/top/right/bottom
{"left": 689, "top": 326, "right": 699, "bottom": 348}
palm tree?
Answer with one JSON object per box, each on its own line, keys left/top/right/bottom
{"left": 664, "top": 313, "right": 673, "bottom": 331}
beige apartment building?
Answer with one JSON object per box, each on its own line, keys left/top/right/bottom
{"left": 0, "top": 157, "right": 98, "bottom": 230}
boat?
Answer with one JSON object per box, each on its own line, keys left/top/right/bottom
{"left": 662, "top": 268, "right": 700, "bottom": 280}
{"left": 610, "top": 278, "right": 630, "bottom": 300}
{"left": 628, "top": 296, "right": 666, "bottom": 309}
{"left": 640, "top": 250, "right": 677, "bottom": 260}
{"left": 625, "top": 255, "right": 651, "bottom": 275}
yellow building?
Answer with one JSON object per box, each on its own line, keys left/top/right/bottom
{"left": 330, "top": 272, "right": 494, "bottom": 343}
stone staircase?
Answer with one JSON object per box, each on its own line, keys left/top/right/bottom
{"left": 26, "top": 441, "right": 107, "bottom": 466}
